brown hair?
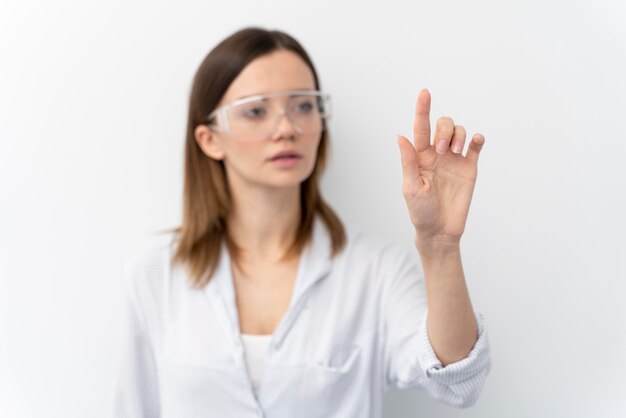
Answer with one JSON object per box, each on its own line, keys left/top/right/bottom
{"left": 160, "top": 27, "right": 346, "bottom": 289}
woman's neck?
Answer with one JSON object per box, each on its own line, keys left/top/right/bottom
{"left": 227, "top": 182, "right": 301, "bottom": 263}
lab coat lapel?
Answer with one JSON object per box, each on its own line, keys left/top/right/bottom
{"left": 202, "top": 244, "right": 241, "bottom": 350}
{"left": 289, "top": 216, "right": 333, "bottom": 309}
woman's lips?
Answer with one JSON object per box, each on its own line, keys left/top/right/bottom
{"left": 269, "top": 156, "right": 301, "bottom": 168}
{"left": 268, "top": 150, "right": 303, "bottom": 168}
{"left": 269, "top": 150, "right": 302, "bottom": 160}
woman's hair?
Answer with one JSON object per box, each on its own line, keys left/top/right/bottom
{"left": 162, "top": 27, "right": 346, "bottom": 289}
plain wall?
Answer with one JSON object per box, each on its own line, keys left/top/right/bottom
{"left": 1, "top": 0, "right": 625, "bottom": 417}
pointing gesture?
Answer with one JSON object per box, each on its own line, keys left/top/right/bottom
{"left": 397, "top": 89, "right": 485, "bottom": 250}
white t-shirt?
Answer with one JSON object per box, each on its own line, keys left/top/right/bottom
{"left": 240, "top": 333, "right": 273, "bottom": 396}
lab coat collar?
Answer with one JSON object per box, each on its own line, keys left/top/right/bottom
{"left": 203, "top": 215, "right": 333, "bottom": 333}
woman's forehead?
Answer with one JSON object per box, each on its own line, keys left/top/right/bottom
{"left": 221, "top": 50, "right": 316, "bottom": 103}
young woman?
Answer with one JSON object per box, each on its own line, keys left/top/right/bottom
{"left": 114, "top": 27, "right": 491, "bottom": 417}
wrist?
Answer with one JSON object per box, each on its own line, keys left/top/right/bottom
{"left": 415, "top": 234, "right": 461, "bottom": 258}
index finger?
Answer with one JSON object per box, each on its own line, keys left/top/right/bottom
{"left": 413, "top": 88, "right": 431, "bottom": 152}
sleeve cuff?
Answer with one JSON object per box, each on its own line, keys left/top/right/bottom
{"left": 416, "top": 309, "right": 492, "bottom": 384}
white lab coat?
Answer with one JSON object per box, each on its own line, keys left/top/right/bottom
{"left": 113, "top": 216, "right": 491, "bottom": 417}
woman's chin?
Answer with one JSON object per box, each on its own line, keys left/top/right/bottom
{"left": 256, "top": 172, "right": 312, "bottom": 190}
{"left": 262, "top": 165, "right": 315, "bottom": 188}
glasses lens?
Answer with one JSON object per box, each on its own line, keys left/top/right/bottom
{"left": 225, "top": 92, "right": 329, "bottom": 141}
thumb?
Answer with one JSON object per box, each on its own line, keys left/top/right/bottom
{"left": 396, "top": 134, "right": 421, "bottom": 187}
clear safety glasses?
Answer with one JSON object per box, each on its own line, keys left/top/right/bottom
{"left": 206, "top": 89, "right": 331, "bottom": 141}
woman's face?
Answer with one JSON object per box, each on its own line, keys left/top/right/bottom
{"left": 195, "top": 49, "right": 323, "bottom": 192}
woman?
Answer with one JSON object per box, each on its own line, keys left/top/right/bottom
{"left": 114, "top": 27, "right": 491, "bottom": 417}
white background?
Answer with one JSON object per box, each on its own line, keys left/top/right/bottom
{"left": 1, "top": 0, "right": 625, "bottom": 417}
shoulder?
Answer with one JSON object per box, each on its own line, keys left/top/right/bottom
{"left": 122, "top": 232, "right": 178, "bottom": 300}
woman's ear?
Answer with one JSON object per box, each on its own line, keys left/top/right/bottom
{"left": 194, "top": 125, "right": 225, "bottom": 160}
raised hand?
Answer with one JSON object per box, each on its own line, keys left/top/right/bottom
{"left": 397, "top": 89, "right": 485, "bottom": 250}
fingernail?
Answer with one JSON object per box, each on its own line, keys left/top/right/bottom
{"left": 436, "top": 140, "right": 447, "bottom": 154}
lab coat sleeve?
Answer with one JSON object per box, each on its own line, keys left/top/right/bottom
{"left": 113, "top": 260, "right": 161, "bottom": 417}
{"left": 382, "top": 245, "right": 491, "bottom": 408}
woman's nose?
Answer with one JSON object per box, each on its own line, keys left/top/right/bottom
{"left": 270, "top": 111, "right": 300, "bottom": 141}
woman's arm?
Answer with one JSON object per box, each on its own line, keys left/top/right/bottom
{"left": 418, "top": 243, "right": 477, "bottom": 366}
{"left": 396, "top": 88, "right": 485, "bottom": 367}
{"left": 113, "top": 260, "right": 161, "bottom": 417}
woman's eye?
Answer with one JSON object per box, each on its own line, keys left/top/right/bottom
{"left": 243, "top": 107, "right": 267, "bottom": 118}
{"left": 293, "top": 101, "right": 314, "bottom": 113}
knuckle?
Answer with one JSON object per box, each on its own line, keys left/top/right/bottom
{"left": 413, "top": 120, "right": 430, "bottom": 134}
{"left": 437, "top": 116, "right": 454, "bottom": 126}
{"left": 436, "top": 117, "right": 454, "bottom": 138}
